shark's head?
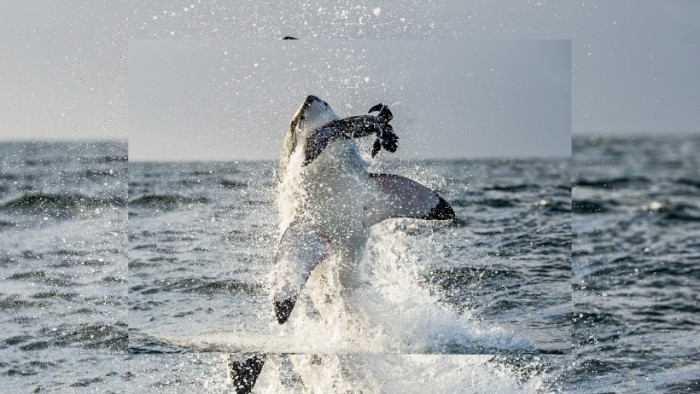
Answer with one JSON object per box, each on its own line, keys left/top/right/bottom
{"left": 291, "top": 95, "right": 338, "bottom": 135}
{"left": 279, "top": 95, "right": 339, "bottom": 180}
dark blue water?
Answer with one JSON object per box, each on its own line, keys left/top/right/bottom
{"left": 2, "top": 136, "right": 698, "bottom": 392}
{"left": 569, "top": 134, "right": 700, "bottom": 392}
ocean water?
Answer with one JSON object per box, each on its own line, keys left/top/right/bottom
{"left": 569, "top": 134, "right": 700, "bottom": 392}
{"left": 0, "top": 141, "right": 129, "bottom": 391}
{"left": 127, "top": 157, "right": 571, "bottom": 358}
{"left": 1, "top": 136, "right": 698, "bottom": 392}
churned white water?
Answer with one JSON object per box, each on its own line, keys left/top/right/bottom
{"left": 2, "top": 141, "right": 571, "bottom": 391}
{"left": 127, "top": 155, "right": 570, "bottom": 390}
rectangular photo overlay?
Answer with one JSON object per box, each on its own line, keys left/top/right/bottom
{"left": 127, "top": 39, "right": 571, "bottom": 362}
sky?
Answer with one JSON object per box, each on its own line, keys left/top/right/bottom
{"left": 129, "top": 39, "right": 570, "bottom": 161}
{"left": 1, "top": 1, "right": 699, "bottom": 159}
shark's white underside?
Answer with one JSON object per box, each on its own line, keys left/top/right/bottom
{"left": 269, "top": 96, "right": 453, "bottom": 325}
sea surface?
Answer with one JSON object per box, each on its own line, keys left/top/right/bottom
{"left": 127, "top": 156, "right": 571, "bottom": 357}
{"left": 1, "top": 136, "right": 698, "bottom": 392}
{"left": 0, "top": 141, "right": 130, "bottom": 391}
{"left": 569, "top": 134, "right": 700, "bottom": 392}
{"left": 126, "top": 150, "right": 570, "bottom": 391}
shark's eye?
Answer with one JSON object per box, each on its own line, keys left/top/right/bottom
{"left": 300, "top": 116, "right": 305, "bottom": 120}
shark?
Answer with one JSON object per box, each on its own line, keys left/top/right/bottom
{"left": 228, "top": 95, "right": 455, "bottom": 392}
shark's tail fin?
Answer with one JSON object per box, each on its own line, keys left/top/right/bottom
{"left": 227, "top": 353, "right": 265, "bottom": 393}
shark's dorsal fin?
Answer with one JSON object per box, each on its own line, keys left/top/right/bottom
{"left": 363, "top": 173, "right": 455, "bottom": 227}
{"left": 269, "top": 219, "right": 331, "bottom": 324}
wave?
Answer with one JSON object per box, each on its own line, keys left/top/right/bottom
{"left": 218, "top": 179, "right": 247, "bottom": 189}
{"left": 539, "top": 199, "right": 571, "bottom": 214}
{"left": 483, "top": 183, "right": 542, "bottom": 192}
{"left": 0, "top": 192, "right": 125, "bottom": 211}
{"left": 96, "top": 155, "right": 128, "bottom": 163}
{"left": 145, "top": 277, "right": 264, "bottom": 296}
{"left": 677, "top": 177, "right": 700, "bottom": 189}
{"left": 128, "top": 193, "right": 210, "bottom": 208}
{"left": 426, "top": 266, "right": 520, "bottom": 290}
{"left": 0, "top": 295, "right": 47, "bottom": 310}
{"left": 572, "top": 199, "right": 615, "bottom": 214}
{"left": 27, "top": 322, "right": 128, "bottom": 351}
{"left": 656, "top": 211, "right": 700, "bottom": 223}
{"left": 0, "top": 173, "right": 19, "bottom": 182}
{"left": 180, "top": 170, "right": 215, "bottom": 176}
{"left": 450, "top": 198, "right": 516, "bottom": 208}
{"left": 80, "top": 169, "right": 120, "bottom": 178}
{"left": 21, "top": 159, "right": 53, "bottom": 167}
{"left": 574, "top": 176, "right": 650, "bottom": 188}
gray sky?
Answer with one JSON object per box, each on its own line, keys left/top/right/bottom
{"left": 2, "top": 1, "right": 699, "bottom": 156}
{"left": 129, "top": 39, "right": 570, "bottom": 161}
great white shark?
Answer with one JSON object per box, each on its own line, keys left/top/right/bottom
{"left": 228, "top": 95, "right": 455, "bottom": 393}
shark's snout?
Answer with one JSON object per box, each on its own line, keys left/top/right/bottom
{"left": 304, "top": 95, "right": 329, "bottom": 110}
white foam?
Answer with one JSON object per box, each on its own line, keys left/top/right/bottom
{"left": 254, "top": 355, "right": 548, "bottom": 393}
{"left": 164, "top": 215, "right": 534, "bottom": 356}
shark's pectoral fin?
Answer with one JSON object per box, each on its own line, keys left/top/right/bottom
{"left": 269, "top": 219, "right": 331, "bottom": 324}
{"left": 364, "top": 173, "right": 455, "bottom": 226}
{"left": 423, "top": 195, "right": 455, "bottom": 220}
